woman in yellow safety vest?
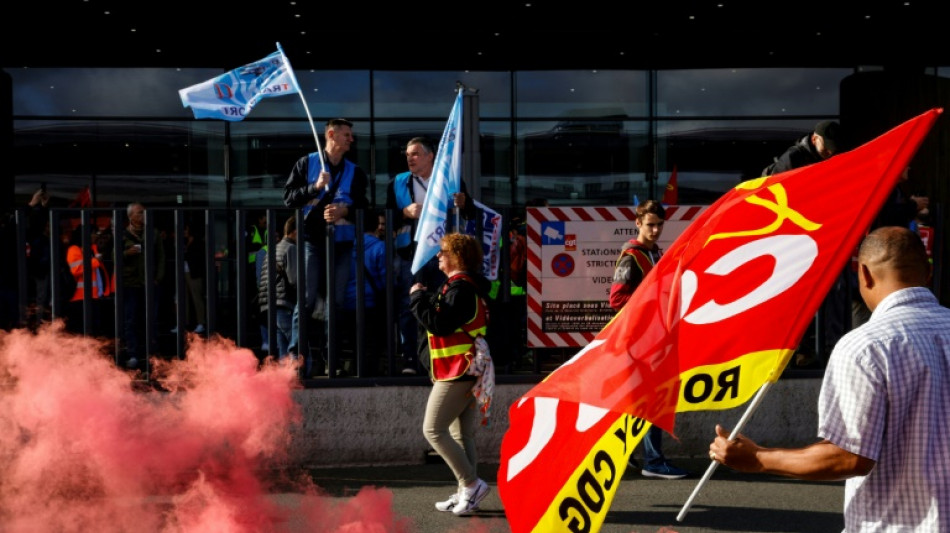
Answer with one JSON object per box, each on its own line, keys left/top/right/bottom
{"left": 409, "top": 232, "right": 493, "bottom": 516}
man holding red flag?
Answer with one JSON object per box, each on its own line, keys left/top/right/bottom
{"left": 498, "top": 109, "right": 941, "bottom": 533}
{"left": 709, "top": 226, "right": 950, "bottom": 532}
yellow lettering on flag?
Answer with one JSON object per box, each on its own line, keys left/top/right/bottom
{"left": 529, "top": 413, "right": 649, "bottom": 533}
{"left": 676, "top": 349, "right": 794, "bottom": 413}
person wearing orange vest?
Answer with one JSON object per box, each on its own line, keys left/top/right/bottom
{"left": 410, "top": 233, "right": 492, "bottom": 516}
{"left": 608, "top": 199, "right": 690, "bottom": 480}
{"left": 64, "top": 225, "right": 109, "bottom": 334}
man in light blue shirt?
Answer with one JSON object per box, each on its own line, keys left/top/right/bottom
{"left": 709, "top": 226, "right": 950, "bottom": 532}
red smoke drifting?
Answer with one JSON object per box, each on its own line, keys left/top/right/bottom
{"left": 0, "top": 322, "right": 411, "bottom": 533}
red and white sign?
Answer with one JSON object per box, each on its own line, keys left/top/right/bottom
{"left": 526, "top": 205, "right": 707, "bottom": 348}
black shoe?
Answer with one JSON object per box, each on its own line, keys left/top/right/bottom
{"left": 628, "top": 457, "right": 641, "bottom": 470}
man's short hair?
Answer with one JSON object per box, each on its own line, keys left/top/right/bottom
{"left": 326, "top": 118, "right": 353, "bottom": 130}
{"left": 407, "top": 136, "right": 436, "bottom": 155}
{"left": 127, "top": 202, "right": 144, "bottom": 217}
{"left": 636, "top": 199, "right": 666, "bottom": 220}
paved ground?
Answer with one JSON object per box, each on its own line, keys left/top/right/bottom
{"left": 303, "top": 458, "right": 845, "bottom": 533}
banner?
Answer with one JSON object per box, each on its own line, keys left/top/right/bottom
{"left": 412, "top": 90, "right": 464, "bottom": 274}
{"left": 179, "top": 48, "right": 298, "bottom": 121}
{"left": 461, "top": 200, "right": 503, "bottom": 280}
{"left": 498, "top": 108, "right": 942, "bottom": 533}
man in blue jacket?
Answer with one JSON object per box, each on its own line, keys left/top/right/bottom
{"left": 283, "top": 118, "right": 369, "bottom": 377}
{"left": 386, "top": 136, "right": 475, "bottom": 375}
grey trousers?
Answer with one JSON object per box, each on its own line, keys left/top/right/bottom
{"left": 423, "top": 379, "right": 479, "bottom": 487}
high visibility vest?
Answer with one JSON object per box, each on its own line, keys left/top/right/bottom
{"left": 67, "top": 245, "right": 106, "bottom": 302}
{"left": 392, "top": 171, "right": 414, "bottom": 250}
{"left": 619, "top": 242, "right": 658, "bottom": 277}
{"left": 248, "top": 225, "right": 265, "bottom": 263}
{"left": 427, "top": 273, "right": 489, "bottom": 381}
{"left": 304, "top": 153, "right": 357, "bottom": 243}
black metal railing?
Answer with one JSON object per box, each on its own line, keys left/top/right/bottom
{"left": 10, "top": 205, "right": 542, "bottom": 384}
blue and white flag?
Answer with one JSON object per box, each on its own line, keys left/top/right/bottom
{"left": 179, "top": 48, "right": 298, "bottom": 121}
{"left": 412, "top": 90, "right": 464, "bottom": 274}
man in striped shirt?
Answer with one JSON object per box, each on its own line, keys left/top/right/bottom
{"left": 709, "top": 226, "right": 950, "bottom": 532}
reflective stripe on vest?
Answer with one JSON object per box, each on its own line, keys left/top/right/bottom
{"left": 68, "top": 246, "right": 104, "bottom": 301}
{"left": 427, "top": 273, "right": 489, "bottom": 381}
{"left": 618, "top": 241, "right": 659, "bottom": 277}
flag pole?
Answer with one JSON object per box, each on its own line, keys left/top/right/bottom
{"left": 676, "top": 380, "right": 775, "bottom": 522}
{"left": 453, "top": 82, "right": 464, "bottom": 231}
{"left": 276, "top": 42, "right": 325, "bottom": 173}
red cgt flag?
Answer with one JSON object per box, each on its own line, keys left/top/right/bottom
{"left": 498, "top": 108, "right": 942, "bottom": 533}
{"left": 662, "top": 165, "right": 679, "bottom": 205}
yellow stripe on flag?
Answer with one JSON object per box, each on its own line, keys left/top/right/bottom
{"left": 676, "top": 349, "right": 794, "bottom": 413}
{"left": 529, "top": 413, "right": 649, "bottom": 533}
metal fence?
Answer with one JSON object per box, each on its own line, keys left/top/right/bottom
{"left": 8, "top": 205, "right": 544, "bottom": 384}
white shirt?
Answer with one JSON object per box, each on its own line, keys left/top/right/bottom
{"left": 818, "top": 287, "right": 950, "bottom": 532}
{"left": 412, "top": 174, "right": 430, "bottom": 205}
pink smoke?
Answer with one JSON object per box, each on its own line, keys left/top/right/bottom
{"left": 0, "top": 322, "right": 412, "bottom": 533}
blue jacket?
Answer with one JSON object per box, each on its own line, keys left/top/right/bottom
{"left": 283, "top": 153, "right": 369, "bottom": 244}
{"left": 385, "top": 171, "right": 477, "bottom": 258}
{"left": 342, "top": 233, "right": 387, "bottom": 310}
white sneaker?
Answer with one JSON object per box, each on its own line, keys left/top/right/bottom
{"left": 452, "top": 479, "right": 489, "bottom": 516}
{"left": 434, "top": 490, "right": 459, "bottom": 512}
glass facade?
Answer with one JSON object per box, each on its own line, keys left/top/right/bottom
{"left": 13, "top": 64, "right": 911, "bottom": 375}
{"left": 8, "top": 66, "right": 858, "bottom": 212}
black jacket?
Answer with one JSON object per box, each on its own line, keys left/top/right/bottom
{"left": 764, "top": 134, "right": 823, "bottom": 175}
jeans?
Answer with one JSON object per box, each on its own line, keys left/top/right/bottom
{"left": 290, "top": 238, "right": 322, "bottom": 375}
{"left": 642, "top": 426, "right": 666, "bottom": 467}
{"left": 275, "top": 306, "right": 293, "bottom": 359}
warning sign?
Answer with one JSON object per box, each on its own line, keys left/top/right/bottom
{"left": 526, "top": 205, "right": 707, "bottom": 348}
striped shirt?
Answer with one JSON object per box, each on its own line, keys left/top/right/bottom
{"left": 818, "top": 287, "right": 950, "bottom": 532}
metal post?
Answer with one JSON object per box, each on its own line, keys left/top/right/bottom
{"left": 463, "top": 88, "right": 481, "bottom": 203}
{"left": 173, "top": 209, "right": 186, "bottom": 357}
{"left": 143, "top": 208, "right": 156, "bottom": 378}
{"left": 235, "top": 209, "right": 247, "bottom": 349}
{"left": 266, "top": 208, "right": 278, "bottom": 359}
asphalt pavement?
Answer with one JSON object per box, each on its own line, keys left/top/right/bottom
{"left": 303, "top": 458, "right": 845, "bottom": 533}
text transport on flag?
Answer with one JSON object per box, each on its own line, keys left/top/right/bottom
{"left": 179, "top": 49, "right": 298, "bottom": 121}
{"left": 498, "top": 108, "right": 942, "bottom": 533}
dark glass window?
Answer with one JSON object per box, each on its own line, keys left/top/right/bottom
{"left": 656, "top": 68, "right": 851, "bottom": 116}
